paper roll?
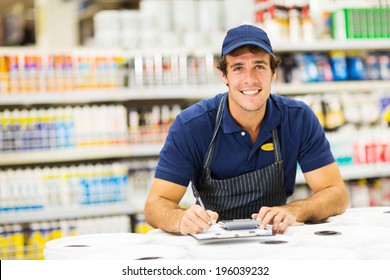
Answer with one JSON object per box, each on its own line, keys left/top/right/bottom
{"left": 337, "top": 207, "right": 390, "bottom": 228}
{"left": 255, "top": 234, "right": 297, "bottom": 247}
{"left": 262, "top": 246, "right": 362, "bottom": 260}
{"left": 247, "top": 234, "right": 301, "bottom": 259}
{"left": 78, "top": 244, "right": 188, "bottom": 260}
{"left": 147, "top": 229, "right": 197, "bottom": 246}
{"left": 360, "top": 237, "right": 390, "bottom": 259}
{"left": 44, "top": 233, "right": 148, "bottom": 260}
{"left": 187, "top": 240, "right": 262, "bottom": 260}
{"left": 292, "top": 225, "right": 390, "bottom": 250}
{"left": 285, "top": 216, "right": 341, "bottom": 236}
{"left": 187, "top": 235, "right": 295, "bottom": 260}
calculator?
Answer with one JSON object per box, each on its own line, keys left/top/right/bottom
{"left": 218, "top": 219, "right": 260, "bottom": 230}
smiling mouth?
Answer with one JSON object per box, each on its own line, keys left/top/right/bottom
{"left": 241, "top": 89, "right": 260, "bottom": 95}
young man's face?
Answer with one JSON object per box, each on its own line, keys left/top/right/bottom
{"left": 221, "top": 46, "right": 276, "bottom": 116}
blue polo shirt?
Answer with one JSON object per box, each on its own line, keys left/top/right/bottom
{"left": 155, "top": 92, "right": 335, "bottom": 196}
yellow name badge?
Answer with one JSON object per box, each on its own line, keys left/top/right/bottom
{"left": 261, "top": 143, "right": 274, "bottom": 151}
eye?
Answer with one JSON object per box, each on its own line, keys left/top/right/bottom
{"left": 232, "top": 66, "right": 243, "bottom": 72}
{"left": 255, "top": 64, "right": 266, "bottom": 70}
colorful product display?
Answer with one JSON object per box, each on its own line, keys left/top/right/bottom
{"left": 0, "top": 52, "right": 222, "bottom": 94}
{"left": 280, "top": 50, "right": 390, "bottom": 84}
{"left": 0, "top": 105, "right": 128, "bottom": 151}
{"left": 331, "top": 8, "right": 390, "bottom": 39}
{"left": 0, "top": 163, "right": 129, "bottom": 213}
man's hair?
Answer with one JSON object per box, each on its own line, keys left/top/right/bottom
{"left": 218, "top": 45, "right": 281, "bottom": 75}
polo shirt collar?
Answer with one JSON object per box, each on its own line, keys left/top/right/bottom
{"left": 221, "top": 94, "right": 282, "bottom": 134}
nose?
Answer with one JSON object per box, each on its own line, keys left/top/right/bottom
{"left": 243, "top": 68, "right": 257, "bottom": 84}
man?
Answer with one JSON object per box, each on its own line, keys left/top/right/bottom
{"left": 144, "top": 24, "right": 349, "bottom": 235}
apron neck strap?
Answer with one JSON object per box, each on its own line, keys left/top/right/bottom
{"left": 271, "top": 128, "right": 282, "bottom": 162}
{"left": 204, "top": 94, "right": 226, "bottom": 168}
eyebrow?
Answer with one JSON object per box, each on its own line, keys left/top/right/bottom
{"left": 229, "top": 60, "right": 269, "bottom": 68}
{"left": 254, "top": 60, "right": 268, "bottom": 65}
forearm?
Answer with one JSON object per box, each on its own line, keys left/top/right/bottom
{"left": 144, "top": 194, "right": 185, "bottom": 233}
{"left": 286, "top": 184, "right": 349, "bottom": 222}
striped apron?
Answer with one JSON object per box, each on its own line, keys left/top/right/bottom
{"left": 195, "top": 95, "right": 287, "bottom": 220}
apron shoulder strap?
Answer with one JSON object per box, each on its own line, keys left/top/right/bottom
{"left": 271, "top": 128, "right": 283, "bottom": 162}
{"left": 203, "top": 94, "right": 226, "bottom": 168}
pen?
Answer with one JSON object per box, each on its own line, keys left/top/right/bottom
{"left": 191, "top": 182, "right": 212, "bottom": 222}
{"left": 196, "top": 195, "right": 206, "bottom": 209}
{"left": 198, "top": 196, "right": 213, "bottom": 226}
{"left": 191, "top": 183, "right": 206, "bottom": 209}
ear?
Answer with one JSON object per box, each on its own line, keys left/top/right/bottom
{"left": 220, "top": 71, "right": 229, "bottom": 86}
{"left": 271, "top": 71, "right": 277, "bottom": 81}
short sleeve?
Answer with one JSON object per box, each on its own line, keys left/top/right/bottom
{"left": 154, "top": 116, "right": 196, "bottom": 187}
{"left": 298, "top": 105, "right": 335, "bottom": 173}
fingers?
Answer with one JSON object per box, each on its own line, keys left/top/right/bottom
{"left": 206, "top": 210, "right": 219, "bottom": 224}
{"left": 179, "top": 205, "right": 295, "bottom": 235}
{"left": 179, "top": 205, "right": 218, "bottom": 235}
{"left": 270, "top": 211, "right": 290, "bottom": 234}
{"left": 254, "top": 206, "right": 296, "bottom": 234}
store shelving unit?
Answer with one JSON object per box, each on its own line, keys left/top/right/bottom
{"left": 1, "top": 0, "right": 389, "bottom": 261}
{"left": 0, "top": 44, "right": 387, "bottom": 130}
{"left": 1, "top": 38, "right": 389, "bottom": 195}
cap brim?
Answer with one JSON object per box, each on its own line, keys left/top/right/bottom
{"left": 222, "top": 41, "right": 272, "bottom": 56}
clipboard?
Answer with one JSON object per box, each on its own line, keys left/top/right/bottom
{"left": 190, "top": 223, "right": 273, "bottom": 243}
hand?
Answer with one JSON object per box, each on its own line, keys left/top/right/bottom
{"left": 178, "top": 205, "right": 218, "bottom": 235}
{"left": 251, "top": 206, "right": 297, "bottom": 234}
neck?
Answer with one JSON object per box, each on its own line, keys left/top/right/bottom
{"left": 232, "top": 107, "right": 266, "bottom": 144}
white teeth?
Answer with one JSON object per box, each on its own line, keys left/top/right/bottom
{"left": 242, "top": 90, "right": 258, "bottom": 95}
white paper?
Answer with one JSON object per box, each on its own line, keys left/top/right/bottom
{"left": 190, "top": 223, "right": 273, "bottom": 241}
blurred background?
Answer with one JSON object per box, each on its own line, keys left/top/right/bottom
{"left": 0, "top": 0, "right": 390, "bottom": 260}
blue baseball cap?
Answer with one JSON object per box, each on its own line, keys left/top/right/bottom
{"left": 221, "top": 24, "right": 273, "bottom": 56}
